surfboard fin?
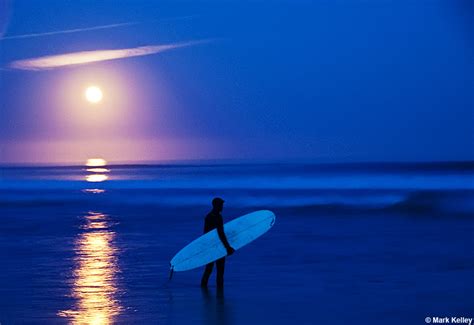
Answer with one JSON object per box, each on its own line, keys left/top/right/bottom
{"left": 169, "top": 265, "right": 174, "bottom": 280}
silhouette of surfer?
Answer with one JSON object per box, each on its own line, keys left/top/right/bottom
{"left": 201, "top": 197, "right": 235, "bottom": 288}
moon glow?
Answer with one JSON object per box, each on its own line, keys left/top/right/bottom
{"left": 85, "top": 86, "right": 103, "bottom": 103}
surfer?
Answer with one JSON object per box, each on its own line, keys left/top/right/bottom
{"left": 201, "top": 197, "right": 235, "bottom": 288}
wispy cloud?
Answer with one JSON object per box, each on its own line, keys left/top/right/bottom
{"left": 1, "top": 22, "right": 140, "bottom": 40}
{"left": 1, "top": 16, "right": 196, "bottom": 41}
{"left": 8, "top": 40, "right": 211, "bottom": 71}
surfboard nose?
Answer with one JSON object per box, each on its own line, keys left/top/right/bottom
{"left": 262, "top": 210, "right": 276, "bottom": 227}
{"left": 270, "top": 216, "right": 275, "bottom": 227}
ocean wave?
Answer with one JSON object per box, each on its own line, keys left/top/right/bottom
{"left": 1, "top": 189, "right": 472, "bottom": 215}
{"left": 1, "top": 173, "right": 474, "bottom": 191}
{"left": 1, "top": 164, "right": 473, "bottom": 215}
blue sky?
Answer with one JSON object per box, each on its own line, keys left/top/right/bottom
{"left": 0, "top": 0, "right": 473, "bottom": 163}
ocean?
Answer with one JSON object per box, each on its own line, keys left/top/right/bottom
{"left": 0, "top": 162, "right": 473, "bottom": 324}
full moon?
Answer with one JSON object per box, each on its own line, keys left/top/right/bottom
{"left": 85, "top": 86, "right": 103, "bottom": 103}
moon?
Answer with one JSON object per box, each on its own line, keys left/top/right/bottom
{"left": 85, "top": 86, "right": 103, "bottom": 103}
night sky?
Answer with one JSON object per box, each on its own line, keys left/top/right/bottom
{"left": 0, "top": 0, "right": 473, "bottom": 164}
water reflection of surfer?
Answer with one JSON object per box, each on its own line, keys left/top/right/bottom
{"left": 200, "top": 198, "right": 235, "bottom": 288}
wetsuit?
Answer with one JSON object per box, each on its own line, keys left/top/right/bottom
{"left": 201, "top": 210, "right": 231, "bottom": 288}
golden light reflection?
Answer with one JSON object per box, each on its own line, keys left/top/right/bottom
{"left": 84, "top": 158, "right": 108, "bottom": 191}
{"left": 58, "top": 212, "right": 122, "bottom": 324}
{"left": 82, "top": 189, "right": 106, "bottom": 194}
{"left": 86, "top": 174, "right": 109, "bottom": 183}
{"left": 86, "top": 158, "right": 107, "bottom": 167}
{"left": 86, "top": 168, "right": 110, "bottom": 173}
{"left": 85, "top": 158, "right": 110, "bottom": 186}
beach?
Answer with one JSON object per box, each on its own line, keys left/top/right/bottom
{"left": 0, "top": 162, "right": 473, "bottom": 324}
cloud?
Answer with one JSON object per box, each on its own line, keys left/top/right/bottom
{"left": 1, "top": 22, "right": 140, "bottom": 40}
{"left": 0, "top": 16, "right": 195, "bottom": 41}
{"left": 8, "top": 40, "right": 211, "bottom": 71}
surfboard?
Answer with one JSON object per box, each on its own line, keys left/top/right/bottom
{"left": 170, "top": 210, "right": 276, "bottom": 273}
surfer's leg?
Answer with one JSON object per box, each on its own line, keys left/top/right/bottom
{"left": 216, "top": 257, "right": 225, "bottom": 288}
{"left": 201, "top": 262, "right": 214, "bottom": 287}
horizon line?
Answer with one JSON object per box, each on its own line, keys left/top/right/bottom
{"left": 1, "top": 159, "right": 473, "bottom": 168}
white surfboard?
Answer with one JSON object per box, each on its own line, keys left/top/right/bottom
{"left": 170, "top": 210, "right": 276, "bottom": 273}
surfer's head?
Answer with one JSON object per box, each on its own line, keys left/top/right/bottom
{"left": 212, "top": 197, "right": 225, "bottom": 212}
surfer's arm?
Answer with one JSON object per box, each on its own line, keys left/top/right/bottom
{"left": 216, "top": 224, "right": 231, "bottom": 249}
{"left": 216, "top": 220, "right": 235, "bottom": 255}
